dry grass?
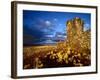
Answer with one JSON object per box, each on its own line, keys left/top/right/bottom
{"left": 23, "top": 42, "right": 91, "bottom": 69}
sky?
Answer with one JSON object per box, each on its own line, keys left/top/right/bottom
{"left": 23, "top": 10, "right": 91, "bottom": 45}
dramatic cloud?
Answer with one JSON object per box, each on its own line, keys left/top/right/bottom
{"left": 45, "top": 20, "right": 52, "bottom": 27}
{"left": 53, "top": 18, "right": 58, "bottom": 22}
{"left": 33, "top": 19, "right": 56, "bottom": 34}
{"left": 59, "top": 23, "right": 63, "bottom": 26}
{"left": 23, "top": 10, "right": 91, "bottom": 45}
{"left": 84, "top": 23, "right": 90, "bottom": 31}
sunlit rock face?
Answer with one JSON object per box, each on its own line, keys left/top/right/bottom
{"left": 66, "top": 17, "right": 90, "bottom": 53}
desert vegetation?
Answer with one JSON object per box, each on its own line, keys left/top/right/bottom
{"left": 23, "top": 17, "right": 91, "bottom": 69}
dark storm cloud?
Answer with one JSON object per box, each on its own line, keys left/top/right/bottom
{"left": 23, "top": 10, "right": 91, "bottom": 45}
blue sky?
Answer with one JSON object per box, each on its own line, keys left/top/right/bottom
{"left": 23, "top": 10, "right": 91, "bottom": 45}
